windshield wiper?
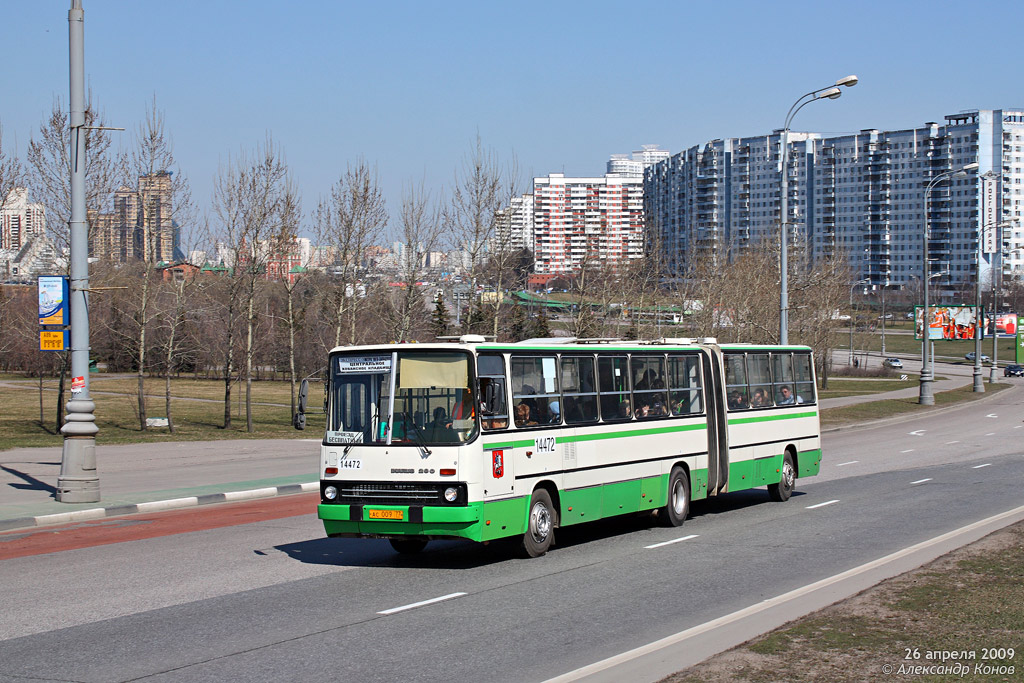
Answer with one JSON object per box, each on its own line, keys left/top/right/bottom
{"left": 402, "top": 412, "right": 432, "bottom": 456}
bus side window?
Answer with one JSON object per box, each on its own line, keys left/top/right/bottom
{"left": 724, "top": 353, "right": 749, "bottom": 410}
{"left": 478, "top": 354, "right": 509, "bottom": 430}
{"left": 511, "top": 355, "right": 560, "bottom": 427}
{"left": 598, "top": 355, "right": 631, "bottom": 421}
{"left": 746, "top": 354, "right": 772, "bottom": 409}
{"left": 771, "top": 353, "right": 795, "bottom": 405}
{"left": 561, "top": 355, "right": 598, "bottom": 424}
{"left": 632, "top": 354, "right": 668, "bottom": 418}
{"left": 792, "top": 353, "right": 816, "bottom": 404}
{"left": 668, "top": 354, "right": 702, "bottom": 415}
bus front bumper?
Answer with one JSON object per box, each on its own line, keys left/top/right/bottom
{"left": 318, "top": 498, "right": 527, "bottom": 542}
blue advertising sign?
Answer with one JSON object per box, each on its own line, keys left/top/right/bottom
{"left": 38, "top": 275, "right": 69, "bottom": 327}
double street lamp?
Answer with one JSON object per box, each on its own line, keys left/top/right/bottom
{"left": 778, "top": 75, "right": 858, "bottom": 345}
{"left": 920, "top": 162, "right": 979, "bottom": 405}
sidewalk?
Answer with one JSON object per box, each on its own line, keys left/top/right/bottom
{"left": 0, "top": 367, "right": 995, "bottom": 533}
{"left": 0, "top": 438, "right": 321, "bottom": 532}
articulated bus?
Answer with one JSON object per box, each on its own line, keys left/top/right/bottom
{"left": 296, "top": 335, "right": 821, "bottom": 557}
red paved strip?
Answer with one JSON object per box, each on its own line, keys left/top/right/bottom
{"left": 0, "top": 492, "right": 319, "bottom": 561}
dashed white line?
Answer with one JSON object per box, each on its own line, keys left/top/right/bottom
{"left": 901, "top": 449, "right": 915, "bottom": 453}
{"left": 945, "top": 441, "right": 960, "bottom": 445}
{"left": 986, "top": 414, "right": 999, "bottom": 418}
{"left": 985, "top": 432, "right": 995, "bottom": 436}
{"left": 646, "top": 534, "right": 699, "bottom": 549}
{"left": 835, "top": 461, "right": 858, "bottom": 467}
{"left": 972, "top": 464, "right": 992, "bottom": 469}
{"left": 378, "top": 592, "right": 467, "bottom": 615}
{"left": 910, "top": 478, "right": 933, "bottom": 485}
{"left": 806, "top": 500, "right": 839, "bottom": 509}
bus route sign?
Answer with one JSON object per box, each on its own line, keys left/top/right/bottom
{"left": 40, "top": 329, "right": 68, "bottom": 352}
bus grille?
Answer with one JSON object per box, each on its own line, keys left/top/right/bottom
{"left": 337, "top": 482, "right": 446, "bottom": 505}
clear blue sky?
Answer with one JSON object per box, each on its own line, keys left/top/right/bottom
{"left": 3, "top": 0, "right": 1020, "bottom": 241}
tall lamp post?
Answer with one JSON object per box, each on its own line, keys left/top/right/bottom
{"left": 849, "top": 278, "right": 869, "bottom": 365}
{"left": 920, "top": 162, "right": 979, "bottom": 405}
{"left": 975, "top": 219, "right": 1018, "bottom": 390}
{"left": 990, "top": 244, "right": 1024, "bottom": 383}
{"left": 779, "top": 75, "right": 858, "bottom": 345}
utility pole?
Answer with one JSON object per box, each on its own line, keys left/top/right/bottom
{"left": 56, "top": 0, "right": 99, "bottom": 502}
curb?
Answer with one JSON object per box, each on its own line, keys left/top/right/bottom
{"left": 0, "top": 481, "right": 319, "bottom": 533}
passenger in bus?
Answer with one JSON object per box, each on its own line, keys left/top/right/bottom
{"left": 515, "top": 402, "right": 537, "bottom": 427}
{"left": 728, "top": 390, "right": 747, "bottom": 410}
{"left": 562, "top": 396, "right": 584, "bottom": 423}
{"left": 777, "top": 385, "right": 795, "bottom": 405}
{"left": 426, "top": 406, "right": 456, "bottom": 441}
{"left": 651, "top": 399, "right": 667, "bottom": 416}
{"left": 635, "top": 402, "right": 650, "bottom": 418}
{"left": 547, "top": 401, "right": 561, "bottom": 424}
{"left": 617, "top": 399, "right": 632, "bottom": 419}
{"left": 751, "top": 388, "right": 770, "bottom": 408}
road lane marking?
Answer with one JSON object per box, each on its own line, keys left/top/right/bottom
{"left": 909, "top": 430, "right": 925, "bottom": 436}
{"left": 945, "top": 441, "right": 960, "bottom": 445}
{"left": 901, "top": 449, "right": 915, "bottom": 453}
{"left": 986, "top": 414, "right": 998, "bottom": 418}
{"left": 544, "top": 504, "right": 1024, "bottom": 683}
{"left": 910, "top": 478, "right": 932, "bottom": 485}
{"left": 378, "top": 592, "right": 467, "bottom": 615}
{"left": 835, "top": 461, "right": 858, "bottom": 467}
{"left": 806, "top": 500, "right": 839, "bottom": 509}
{"left": 972, "top": 464, "right": 992, "bottom": 469}
{"left": 645, "top": 534, "right": 699, "bottom": 549}
{"left": 985, "top": 432, "right": 995, "bottom": 436}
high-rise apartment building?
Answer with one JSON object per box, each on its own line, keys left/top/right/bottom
{"left": 91, "top": 172, "right": 176, "bottom": 263}
{"left": 1, "top": 188, "right": 46, "bottom": 251}
{"left": 533, "top": 173, "right": 644, "bottom": 274}
{"left": 495, "top": 193, "right": 534, "bottom": 252}
{"left": 646, "top": 109, "right": 1024, "bottom": 295}
{"left": 607, "top": 145, "right": 670, "bottom": 177}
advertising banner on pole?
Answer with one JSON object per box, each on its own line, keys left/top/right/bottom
{"left": 914, "top": 305, "right": 979, "bottom": 340}
{"left": 38, "top": 275, "right": 69, "bottom": 326}
{"left": 981, "top": 173, "right": 999, "bottom": 254}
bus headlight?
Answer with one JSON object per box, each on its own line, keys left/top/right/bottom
{"left": 444, "top": 487, "right": 458, "bottom": 502}
{"left": 324, "top": 486, "right": 339, "bottom": 501}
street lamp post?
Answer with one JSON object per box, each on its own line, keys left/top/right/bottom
{"left": 920, "top": 163, "right": 979, "bottom": 405}
{"left": 849, "top": 278, "right": 868, "bottom": 365}
{"left": 990, "top": 244, "right": 1024, "bottom": 382}
{"left": 779, "top": 75, "right": 858, "bottom": 345}
{"left": 975, "top": 219, "right": 1018, "bottom": 389}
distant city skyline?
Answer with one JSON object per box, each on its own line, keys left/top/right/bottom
{"left": 2, "top": 1, "right": 1021, "bottom": 246}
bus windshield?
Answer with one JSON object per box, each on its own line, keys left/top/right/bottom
{"left": 327, "top": 350, "right": 477, "bottom": 446}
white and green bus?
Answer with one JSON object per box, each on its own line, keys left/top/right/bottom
{"left": 297, "top": 335, "right": 821, "bottom": 557}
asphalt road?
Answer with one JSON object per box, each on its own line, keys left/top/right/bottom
{"left": 1, "top": 390, "right": 1022, "bottom": 683}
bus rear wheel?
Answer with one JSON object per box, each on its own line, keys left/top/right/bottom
{"left": 768, "top": 451, "right": 795, "bottom": 502}
{"left": 390, "top": 538, "right": 428, "bottom": 554}
{"left": 521, "top": 488, "right": 556, "bottom": 557}
{"left": 660, "top": 467, "right": 690, "bottom": 527}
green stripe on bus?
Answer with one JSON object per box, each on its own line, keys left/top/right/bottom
{"left": 482, "top": 439, "right": 535, "bottom": 450}
{"left": 728, "top": 410, "right": 817, "bottom": 425}
{"left": 557, "top": 423, "right": 707, "bottom": 444}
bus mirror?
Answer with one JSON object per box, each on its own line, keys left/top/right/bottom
{"left": 293, "top": 379, "right": 308, "bottom": 430}
{"left": 482, "top": 381, "right": 497, "bottom": 414}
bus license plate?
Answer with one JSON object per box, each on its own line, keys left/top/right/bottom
{"left": 368, "top": 509, "right": 403, "bottom": 520}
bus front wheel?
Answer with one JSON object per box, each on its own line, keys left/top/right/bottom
{"left": 521, "top": 488, "right": 556, "bottom": 557}
{"left": 660, "top": 467, "right": 690, "bottom": 527}
{"left": 390, "top": 538, "right": 428, "bottom": 554}
{"left": 768, "top": 451, "right": 795, "bottom": 502}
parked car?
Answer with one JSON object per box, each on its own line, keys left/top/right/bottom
{"left": 1005, "top": 364, "right": 1024, "bottom": 378}
{"left": 882, "top": 357, "right": 903, "bottom": 369}
{"left": 964, "top": 352, "right": 992, "bottom": 364}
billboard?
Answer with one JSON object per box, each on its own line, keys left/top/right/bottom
{"left": 38, "top": 275, "right": 69, "bottom": 326}
{"left": 914, "top": 305, "right": 979, "bottom": 340}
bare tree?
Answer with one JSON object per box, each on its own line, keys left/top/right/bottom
{"left": 446, "top": 136, "right": 519, "bottom": 338}
{"left": 384, "top": 182, "right": 443, "bottom": 342}
{"left": 314, "top": 159, "right": 388, "bottom": 348}
{"left": 0, "top": 123, "right": 21, "bottom": 216}
{"left": 114, "top": 99, "right": 194, "bottom": 430}
{"left": 211, "top": 137, "right": 292, "bottom": 432}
